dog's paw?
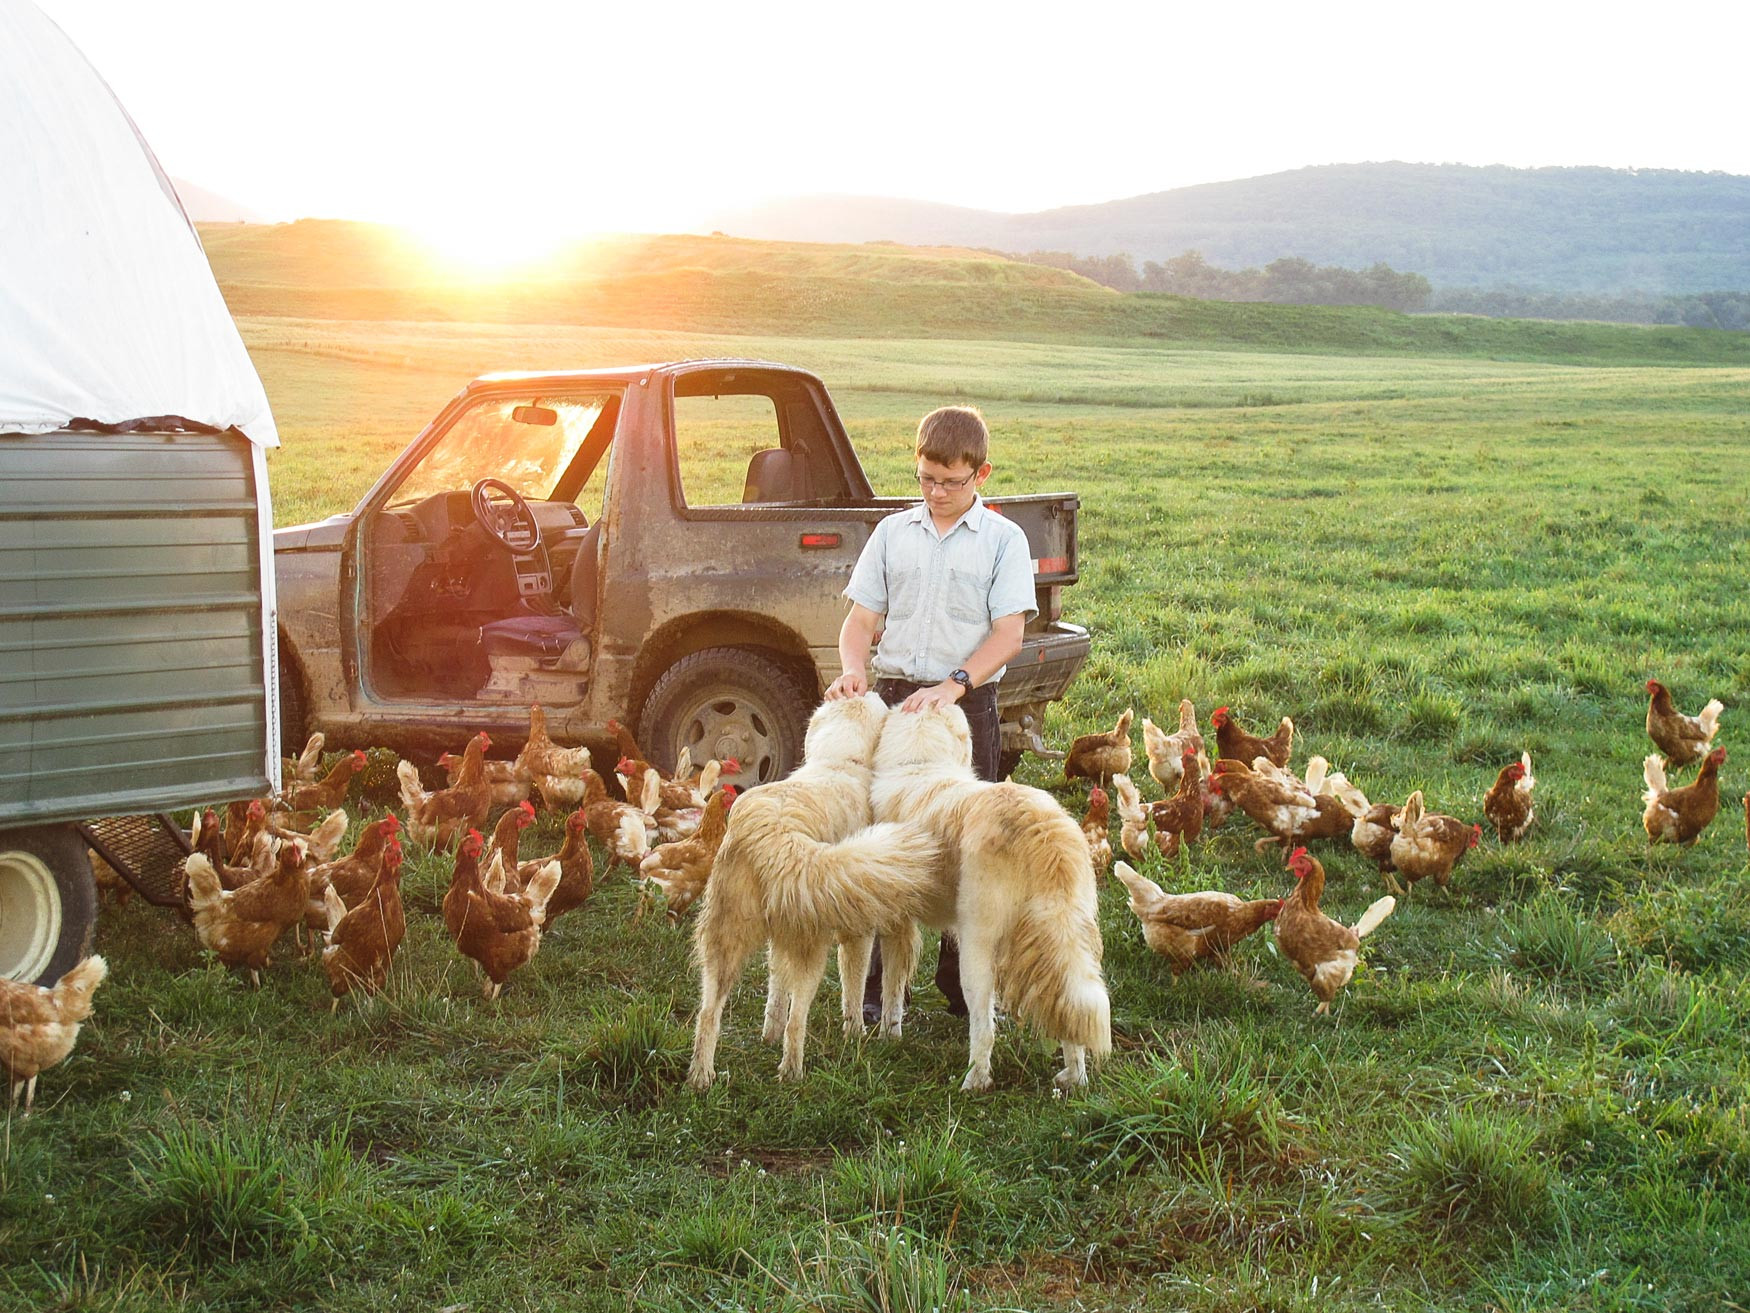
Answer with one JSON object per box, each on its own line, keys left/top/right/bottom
{"left": 760, "top": 1022, "right": 784, "bottom": 1044}
{"left": 775, "top": 1061, "right": 805, "bottom": 1083}
{"left": 960, "top": 1067, "right": 993, "bottom": 1094}
{"left": 1052, "top": 1066, "right": 1088, "bottom": 1092}
{"left": 686, "top": 1066, "right": 714, "bottom": 1091}
{"left": 880, "top": 1019, "right": 903, "bottom": 1040}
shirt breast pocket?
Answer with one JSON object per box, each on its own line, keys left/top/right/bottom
{"left": 945, "top": 566, "right": 991, "bottom": 624}
{"left": 888, "top": 563, "right": 924, "bottom": 616}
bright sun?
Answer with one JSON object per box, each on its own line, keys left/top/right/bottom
{"left": 407, "top": 204, "right": 576, "bottom": 276}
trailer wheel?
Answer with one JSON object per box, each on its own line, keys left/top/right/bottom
{"left": 639, "top": 647, "right": 813, "bottom": 787}
{"left": 0, "top": 825, "right": 97, "bottom": 985}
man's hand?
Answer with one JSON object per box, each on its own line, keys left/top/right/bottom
{"left": 825, "top": 670, "right": 868, "bottom": 700}
{"left": 901, "top": 680, "right": 966, "bottom": 713}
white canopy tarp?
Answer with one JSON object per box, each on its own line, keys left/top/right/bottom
{"left": 0, "top": 0, "right": 278, "bottom": 446}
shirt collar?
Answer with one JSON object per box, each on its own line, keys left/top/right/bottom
{"left": 903, "top": 494, "right": 986, "bottom": 536}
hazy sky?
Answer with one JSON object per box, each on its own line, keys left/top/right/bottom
{"left": 31, "top": 0, "right": 1750, "bottom": 241}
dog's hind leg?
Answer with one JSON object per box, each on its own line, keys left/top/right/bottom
{"left": 687, "top": 932, "right": 760, "bottom": 1091}
{"left": 878, "top": 924, "right": 920, "bottom": 1039}
{"left": 957, "top": 929, "right": 999, "bottom": 1093}
{"left": 761, "top": 952, "right": 791, "bottom": 1045}
{"left": 774, "top": 940, "right": 831, "bottom": 1082}
{"left": 1054, "top": 1042, "right": 1088, "bottom": 1091}
{"left": 837, "top": 934, "right": 874, "bottom": 1037}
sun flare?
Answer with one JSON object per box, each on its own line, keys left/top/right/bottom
{"left": 406, "top": 205, "right": 575, "bottom": 276}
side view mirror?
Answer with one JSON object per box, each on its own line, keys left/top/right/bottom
{"left": 512, "top": 405, "right": 558, "bottom": 426}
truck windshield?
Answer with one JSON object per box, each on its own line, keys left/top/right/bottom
{"left": 386, "top": 393, "right": 613, "bottom": 507}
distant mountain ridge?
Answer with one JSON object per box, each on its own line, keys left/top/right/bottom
{"left": 706, "top": 163, "right": 1750, "bottom": 295}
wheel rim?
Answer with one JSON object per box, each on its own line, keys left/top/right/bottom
{"left": 667, "top": 687, "right": 788, "bottom": 786}
{"left": 0, "top": 848, "right": 62, "bottom": 982}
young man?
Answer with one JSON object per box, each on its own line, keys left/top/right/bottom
{"left": 824, "top": 405, "right": 1038, "bottom": 1017}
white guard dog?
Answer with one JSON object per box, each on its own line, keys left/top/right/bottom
{"left": 871, "top": 702, "right": 1113, "bottom": 1092}
{"left": 687, "top": 692, "right": 940, "bottom": 1089}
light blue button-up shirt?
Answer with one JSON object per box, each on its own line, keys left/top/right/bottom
{"left": 844, "top": 496, "right": 1038, "bottom": 684}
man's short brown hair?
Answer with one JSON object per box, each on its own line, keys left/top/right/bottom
{"left": 915, "top": 405, "right": 989, "bottom": 470}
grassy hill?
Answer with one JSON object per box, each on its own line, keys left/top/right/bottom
{"left": 707, "top": 163, "right": 1750, "bottom": 295}
{"left": 203, "top": 221, "right": 1750, "bottom": 367}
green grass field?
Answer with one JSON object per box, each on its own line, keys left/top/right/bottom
{"left": 5, "top": 238, "right": 1750, "bottom": 1311}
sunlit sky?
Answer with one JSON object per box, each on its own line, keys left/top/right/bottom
{"left": 32, "top": 0, "right": 1750, "bottom": 242}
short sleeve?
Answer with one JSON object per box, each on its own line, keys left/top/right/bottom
{"left": 988, "top": 520, "right": 1038, "bottom": 620}
{"left": 844, "top": 515, "right": 890, "bottom": 615}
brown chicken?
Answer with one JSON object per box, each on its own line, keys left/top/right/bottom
{"left": 517, "top": 705, "right": 594, "bottom": 809}
{"left": 485, "top": 799, "right": 538, "bottom": 873}
{"left": 192, "top": 807, "right": 263, "bottom": 892}
{"left": 536, "top": 810, "right": 596, "bottom": 924}
{"left": 1111, "top": 774, "right": 1152, "bottom": 861}
{"left": 1387, "top": 791, "right": 1480, "bottom": 894}
{"left": 1289, "top": 758, "right": 1370, "bottom": 843}
{"left": 582, "top": 767, "right": 658, "bottom": 869}
{"left": 281, "top": 730, "right": 326, "bottom": 785}
{"left": 639, "top": 787, "right": 736, "bottom": 919}
{"left": 280, "top": 749, "right": 368, "bottom": 813}
{"left": 1211, "top": 706, "right": 1294, "bottom": 770}
{"left": 397, "top": 732, "right": 493, "bottom": 848}
{"left": 186, "top": 839, "right": 311, "bottom": 986}
{"left": 1483, "top": 751, "right": 1537, "bottom": 842}
{"left": 229, "top": 800, "right": 348, "bottom": 868}
{"left": 1064, "top": 708, "right": 1134, "bottom": 785}
{"left": 1112, "top": 861, "right": 1280, "bottom": 977}
{"left": 442, "top": 830, "right": 562, "bottom": 998}
{"left": 1350, "top": 802, "right": 1402, "bottom": 872}
{"left": 1276, "top": 847, "right": 1395, "bottom": 1014}
{"left": 438, "top": 749, "right": 532, "bottom": 809}
{"left": 1149, "top": 751, "right": 1205, "bottom": 858}
{"left": 1207, "top": 757, "right": 1320, "bottom": 852}
{"left": 1643, "top": 748, "right": 1726, "bottom": 846}
{"left": 1201, "top": 769, "right": 1235, "bottom": 830}
{"left": 305, "top": 815, "right": 403, "bottom": 929}
{"left": 1141, "top": 699, "right": 1208, "bottom": 794}
{"left": 1, "top": 955, "right": 108, "bottom": 1112}
{"left": 1645, "top": 679, "right": 1724, "bottom": 767}
{"left": 320, "top": 838, "right": 406, "bottom": 1010}
{"left": 1080, "top": 786, "right": 1114, "bottom": 872}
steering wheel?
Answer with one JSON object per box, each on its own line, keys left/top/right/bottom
{"left": 470, "top": 478, "right": 542, "bottom": 553}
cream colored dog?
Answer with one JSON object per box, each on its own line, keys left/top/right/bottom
{"left": 871, "top": 702, "right": 1112, "bottom": 1092}
{"left": 687, "top": 692, "right": 939, "bottom": 1089}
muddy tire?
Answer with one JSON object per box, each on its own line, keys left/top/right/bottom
{"left": 0, "top": 824, "right": 97, "bottom": 985}
{"left": 639, "top": 647, "right": 814, "bottom": 787}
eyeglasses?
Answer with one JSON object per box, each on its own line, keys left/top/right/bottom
{"left": 916, "top": 470, "right": 976, "bottom": 492}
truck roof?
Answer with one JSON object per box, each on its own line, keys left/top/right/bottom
{"left": 468, "top": 358, "right": 820, "bottom": 390}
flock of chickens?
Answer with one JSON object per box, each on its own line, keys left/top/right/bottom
{"left": 2, "top": 709, "right": 736, "bottom": 1111}
{"left": 3, "top": 678, "right": 1740, "bottom": 1112}
{"left": 1060, "top": 677, "right": 1739, "bottom": 1015}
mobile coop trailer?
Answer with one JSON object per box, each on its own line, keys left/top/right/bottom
{"left": 0, "top": 0, "right": 281, "bottom": 984}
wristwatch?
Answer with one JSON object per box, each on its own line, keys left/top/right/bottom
{"left": 948, "top": 668, "right": 973, "bottom": 694}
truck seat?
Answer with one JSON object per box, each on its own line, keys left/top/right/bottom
{"left": 742, "top": 448, "right": 796, "bottom": 502}
{"left": 480, "top": 608, "right": 584, "bottom": 666}
{"left": 568, "top": 521, "right": 602, "bottom": 629}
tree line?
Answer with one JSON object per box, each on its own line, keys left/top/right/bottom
{"left": 1003, "top": 249, "right": 1432, "bottom": 312}
{"left": 1002, "top": 247, "right": 1750, "bottom": 330}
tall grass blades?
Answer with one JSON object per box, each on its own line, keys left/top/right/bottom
{"left": 1501, "top": 891, "right": 1619, "bottom": 987}
{"left": 1381, "top": 1110, "right": 1555, "bottom": 1241}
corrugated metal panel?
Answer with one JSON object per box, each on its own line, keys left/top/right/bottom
{"left": 0, "top": 430, "right": 272, "bottom": 824}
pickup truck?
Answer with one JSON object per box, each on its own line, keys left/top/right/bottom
{"left": 274, "top": 359, "right": 1089, "bottom": 784}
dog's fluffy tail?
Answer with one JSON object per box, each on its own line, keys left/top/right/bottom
{"left": 761, "top": 821, "right": 941, "bottom": 936}
{"left": 994, "top": 820, "right": 1112, "bottom": 1059}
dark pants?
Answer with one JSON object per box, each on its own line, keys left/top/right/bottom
{"left": 864, "top": 678, "right": 1002, "bottom": 1018}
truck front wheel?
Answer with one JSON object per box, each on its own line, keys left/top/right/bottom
{"left": 0, "top": 825, "right": 97, "bottom": 985}
{"left": 639, "top": 647, "right": 814, "bottom": 787}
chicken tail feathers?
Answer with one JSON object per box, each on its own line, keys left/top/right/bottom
{"left": 52, "top": 954, "right": 108, "bottom": 1017}
{"left": 396, "top": 759, "right": 427, "bottom": 811}
{"left": 1643, "top": 753, "right": 1669, "bottom": 802}
{"left": 1111, "top": 859, "right": 1166, "bottom": 915}
{"left": 1352, "top": 895, "right": 1396, "bottom": 939}
{"left": 1699, "top": 698, "right": 1725, "bottom": 737}
{"left": 524, "top": 859, "right": 562, "bottom": 925}
{"left": 184, "top": 852, "right": 224, "bottom": 911}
